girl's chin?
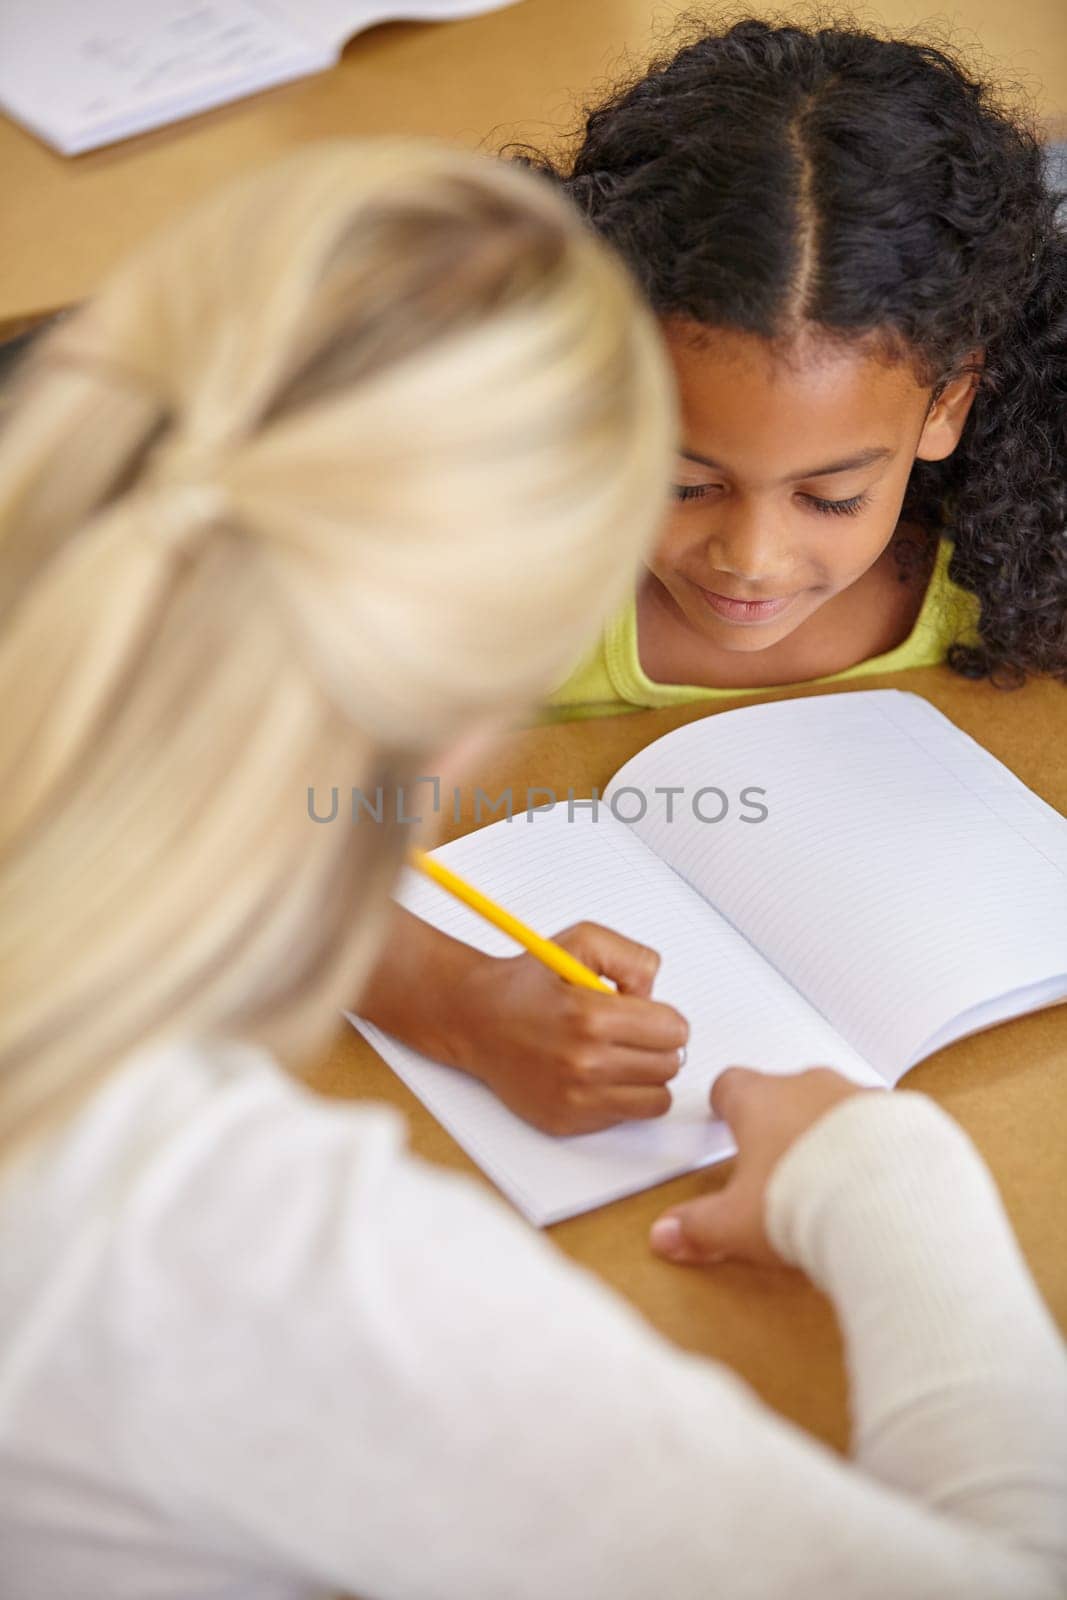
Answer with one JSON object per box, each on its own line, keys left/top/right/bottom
{"left": 697, "top": 623, "right": 797, "bottom": 653}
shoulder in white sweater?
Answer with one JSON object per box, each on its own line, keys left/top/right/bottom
{"left": 0, "top": 1037, "right": 1063, "bottom": 1600}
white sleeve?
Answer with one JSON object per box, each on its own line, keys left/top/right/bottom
{"left": 766, "top": 1090, "right": 1067, "bottom": 1565}
{"left": 118, "top": 1080, "right": 1067, "bottom": 1600}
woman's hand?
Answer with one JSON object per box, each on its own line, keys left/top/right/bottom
{"left": 444, "top": 922, "right": 689, "bottom": 1135}
{"left": 650, "top": 1067, "right": 868, "bottom": 1266}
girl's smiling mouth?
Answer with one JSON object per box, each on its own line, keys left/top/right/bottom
{"left": 694, "top": 585, "right": 797, "bottom": 623}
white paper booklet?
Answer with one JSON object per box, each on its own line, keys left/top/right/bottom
{"left": 351, "top": 690, "right": 1067, "bottom": 1225}
{"left": 0, "top": 0, "right": 521, "bottom": 155}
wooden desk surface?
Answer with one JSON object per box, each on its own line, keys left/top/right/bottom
{"left": 306, "top": 666, "right": 1067, "bottom": 1453}
{"left": 2, "top": 0, "right": 1066, "bottom": 330}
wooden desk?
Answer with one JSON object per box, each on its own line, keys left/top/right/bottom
{"left": 306, "top": 666, "right": 1067, "bottom": 1452}
{"left": 2, "top": 0, "right": 1065, "bottom": 331}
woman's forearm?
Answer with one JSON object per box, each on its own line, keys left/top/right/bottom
{"left": 767, "top": 1091, "right": 1067, "bottom": 1566}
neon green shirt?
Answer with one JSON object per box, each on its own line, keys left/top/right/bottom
{"left": 546, "top": 537, "right": 981, "bottom": 722}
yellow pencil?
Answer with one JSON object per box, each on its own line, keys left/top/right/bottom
{"left": 410, "top": 848, "right": 614, "bottom": 994}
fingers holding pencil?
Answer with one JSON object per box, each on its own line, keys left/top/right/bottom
{"left": 409, "top": 851, "right": 691, "bottom": 1136}
{"left": 445, "top": 921, "right": 689, "bottom": 1138}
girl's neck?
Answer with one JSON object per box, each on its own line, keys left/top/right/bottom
{"left": 635, "top": 528, "right": 936, "bottom": 691}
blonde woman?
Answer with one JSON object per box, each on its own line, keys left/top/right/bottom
{"left": 0, "top": 144, "right": 1063, "bottom": 1600}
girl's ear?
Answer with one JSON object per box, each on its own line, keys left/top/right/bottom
{"left": 915, "top": 350, "right": 984, "bottom": 461}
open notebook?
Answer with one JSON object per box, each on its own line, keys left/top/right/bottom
{"left": 351, "top": 690, "right": 1067, "bottom": 1225}
{"left": 0, "top": 0, "right": 520, "bottom": 155}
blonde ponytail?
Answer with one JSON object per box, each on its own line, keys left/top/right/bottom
{"left": 0, "top": 140, "right": 675, "bottom": 1147}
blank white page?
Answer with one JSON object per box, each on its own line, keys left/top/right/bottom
{"left": 350, "top": 807, "right": 880, "bottom": 1225}
{"left": 609, "top": 691, "right": 1067, "bottom": 1081}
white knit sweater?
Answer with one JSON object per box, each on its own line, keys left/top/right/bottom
{"left": 0, "top": 1037, "right": 1063, "bottom": 1599}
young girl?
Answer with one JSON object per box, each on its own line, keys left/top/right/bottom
{"left": 0, "top": 138, "right": 1063, "bottom": 1600}
{"left": 360, "top": 18, "right": 1067, "bottom": 1133}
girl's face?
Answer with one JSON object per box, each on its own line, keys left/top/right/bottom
{"left": 650, "top": 324, "right": 977, "bottom": 652}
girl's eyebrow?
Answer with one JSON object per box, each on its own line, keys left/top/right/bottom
{"left": 680, "top": 446, "right": 893, "bottom": 479}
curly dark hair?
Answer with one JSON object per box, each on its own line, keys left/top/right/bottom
{"left": 511, "top": 16, "right": 1067, "bottom": 685}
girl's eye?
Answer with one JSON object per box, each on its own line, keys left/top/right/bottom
{"left": 804, "top": 493, "right": 868, "bottom": 517}
{"left": 672, "top": 485, "right": 870, "bottom": 514}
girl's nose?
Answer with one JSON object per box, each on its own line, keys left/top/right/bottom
{"left": 705, "top": 498, "right": 791, "bottom": 588}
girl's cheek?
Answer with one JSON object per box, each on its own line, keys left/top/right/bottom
{"left": 654, "top": 512, "right": 699, "bottom": 562}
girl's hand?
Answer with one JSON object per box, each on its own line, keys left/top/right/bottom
{"left": 444, "top": 923, "right": 689, "bottom": 1136}
{"left": 649, "top": 1067, "right": 868, "bottom": 1266}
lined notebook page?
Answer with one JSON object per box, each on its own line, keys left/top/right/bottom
{"left": 610, "top": 691, "right": 1067, "bottom": 1081}
{"left": 350, "top": 810, "right": 879, "bottom": 1225}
